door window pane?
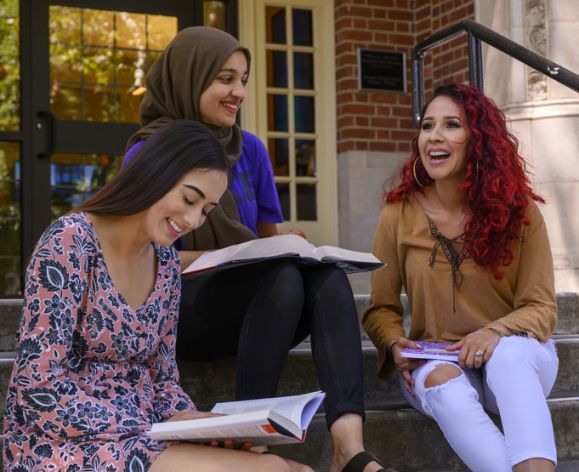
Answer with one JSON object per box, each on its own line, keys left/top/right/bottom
{"left": 267, "top": 51, "right": 288, "bottom": 88}
{"left": 267, "top": 94, "right": 288, "bottom": 132}
{"left": 50, "top": 153, "right": 122, "bottom": 219}
{"left": 204, "top": 1, "right": 226, "bottom": 31}
{"left": 294, "top": 96, "right": 315, "bottom": 133}
{"left": 0, "top": 0, "right": 20, "bottom": 131}
{"left": 292, "top": 9, "right": 312, "bottom": 46}
{"left": 0, "top": 141, "right": 21, "bottom": 295}
{"left": 268, "top": 139, "right": 289, "bottom": 176}
{"left": 266, "top": 7, "right": 286, "bottom": 44}
{"left": 276, "top": 183, "right": 290, "bottom": 220}
{"left": 295, "top": 140, "right": 316, "bottom": 177}
{"left": 297, "top": 184, "right": 316, "bottom": 221}
{"left": 49, "top": 7, "right": 177, "bottom": 123}
{"left": 293, "top": 52, "right": 314, "bottom": 90}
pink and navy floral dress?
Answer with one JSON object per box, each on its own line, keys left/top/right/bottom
{"left": 3, "top": 212, "right": 195, "bottom": 471}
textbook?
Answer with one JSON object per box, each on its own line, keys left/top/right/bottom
{"left": 400, "top": 341, "right": 459, "bottom": 362}
{"left": 148, "top": 390, "right": 326, "bottom": 446}
{"left": 181, "top": 234, "right": 384, "bottom": 275}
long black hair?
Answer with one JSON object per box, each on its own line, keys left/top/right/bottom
{"left": 76, "top": 120, "right": 228, "bottom": 216}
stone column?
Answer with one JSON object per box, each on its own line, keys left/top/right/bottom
{"left": 477, "top": 0, "right": 579, "bottom": 291}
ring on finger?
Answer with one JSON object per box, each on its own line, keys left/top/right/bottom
{"left": 474, "top": 350, "right": 485, "bottom": 357}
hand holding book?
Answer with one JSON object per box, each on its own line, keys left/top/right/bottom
{"left": 149, "top": 391, "right": 326, "bottom": 446}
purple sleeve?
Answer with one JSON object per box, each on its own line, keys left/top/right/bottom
{"left": 242, "top": 131, "right": 283, "bottom": 224}
{"left": 121, "top": 141, "right": 145, "bottom": 169}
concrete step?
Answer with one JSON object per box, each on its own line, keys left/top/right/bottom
{"left": 273, "top": 396, "right": 579, "bottom": 471}
{"left": 0, "top": 400, "right": 576, "bottom": 472}
{"left": 1, "top": 334, "right": 576, "bottom": 419}
{"left": 1, "top": 292, "right": 578, "bottom": 352}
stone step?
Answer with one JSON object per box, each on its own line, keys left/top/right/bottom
{"left": 274, "top": 396, "right": 579, "bottom": 471}
{"left": 0, "top": 335, "right": 576, "bottom": 419}
{"left": 0, "top": 399, "right": 577, "bottom": 472}
{"left": 1, "top": 292, "right": 578, "bottom": 352}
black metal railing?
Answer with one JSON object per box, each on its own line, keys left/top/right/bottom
{"left": 412, "top": 19, "right": 579, "bottom": 123}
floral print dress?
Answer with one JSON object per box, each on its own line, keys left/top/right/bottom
{"left": 3, "top": 212, "right": 195, "bottom": 471}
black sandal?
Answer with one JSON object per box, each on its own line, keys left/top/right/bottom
{"left": 342, "top": 451, "right": 391, "bottom": 472}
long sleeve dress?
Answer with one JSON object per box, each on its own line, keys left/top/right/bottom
{"left": 3, "top": 212, "right": 195, "bottom": 471}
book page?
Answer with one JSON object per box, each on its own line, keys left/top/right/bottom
{"left": 313, "top": 245, "right": 382, "bottom": 264}
{"left": 148, "top": 410, "right": 301, "bottom": 445}
{"left": 211, "top": 391, "right": 325, "bottom": 431}
{"left": 400, "top": 341, "right": 459, "bottom": 362}
{"left": 183, "top": 234, "right": 316, "bottom": 273}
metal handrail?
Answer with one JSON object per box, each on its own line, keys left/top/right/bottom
{"left": 412, "top": 19, "right": 579, "bottom": 123}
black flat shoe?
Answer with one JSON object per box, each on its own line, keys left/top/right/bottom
{"left": 341, "top": 451, "right": 396, "bottom": 472}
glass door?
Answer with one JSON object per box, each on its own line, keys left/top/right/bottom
{"left": 28, "top": 1, "right": 193, "bottom": 236}
{"left": 3, "top": 0, "right": 236, "bottom": 296}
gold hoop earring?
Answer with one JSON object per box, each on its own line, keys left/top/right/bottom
{"left": 413, "top": 158, "right": 424, "bottom": 188}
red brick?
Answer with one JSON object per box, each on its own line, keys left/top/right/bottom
{"left": 338, "top": 78, "right": 359, "bottom": 91}
{"left": 336, "top": 54, "right": 357, "bottom": 67}
{"left": 356, "top": 116, "right": 369, "bottom": 126}
{"left": 370, "top": 141, "right": 397, "bottom": 152}
{"left": 337, "top": 92, "right": 354, "bottom": 104}
{"left": 355, "top": 93, "right": 369, "bottom": 103}
{"left": 353, "top": 18, "right": 368, "bottom": 29}
{"left": 387, "top": 9, "right": 413, "bottom": 21}
{"left": 340, "top": 29, "right": 373, "bottom": 42}
{"left": 335, "top": 17, "right": 353, "bottom": 31}
{"left": 347, "top": 6, "right": 374, "bottom": 17}
{"left": 377, "top": 104, "right": 395, "bottom": 115}
{"left": 400, "top": 24, "right": 412, "bottom": 35}
{"left": 353, "top": 140, "right": 369, "bottom": 151}
{"left": 345, "top": 128, "right": 376, "bottom": 140}
{"left": 335, "top": 43, "right": 355, "bottom": 56}
{"left": 369, "top": 93, "right": 395, "bottom": 104}
{"left": 337, "top": 115, "right": 354, "bottom": 128}
{"left": 371, "top": 117, "right": 397, "bottom": 128}
{"left": 341, "top": 104, "right": 375, "bottom": 115}
{"left": 377, "top": 7, "right": 390, "bottom": 18}
{"left": 376, "top": 129, "right": 391, "bottom": 140}
{"left": 388, "top": 33, "right": 414, "bottom": 45}
{"left": 397, "top": 94, "right": 411, "bottom": 105}
{"left": 336, "top": 65, "right": 354, "bottom": 79}
{"left": 396, "top": 141, "right": 411, "bottom": 152}
{"left": 368, "top": 19, "right": 397, "bottom": 31}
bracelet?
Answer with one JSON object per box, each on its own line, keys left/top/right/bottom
{"left": 485, "top": 326, "right": 506, "bottom": 337}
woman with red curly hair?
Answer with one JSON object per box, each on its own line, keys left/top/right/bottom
{"left": 363, "top": 83, "right": 558, "bottom": 471}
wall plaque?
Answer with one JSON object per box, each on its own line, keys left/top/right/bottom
{"left": 357, "top": 48, "right": 406, "bottom": 92}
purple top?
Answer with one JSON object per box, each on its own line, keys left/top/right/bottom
{"left": 123, "top": 130, "right": 283, "bottom": 236}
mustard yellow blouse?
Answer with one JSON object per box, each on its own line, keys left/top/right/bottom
{"left": 362, "top": 196, "right": 557, "bottom": 378}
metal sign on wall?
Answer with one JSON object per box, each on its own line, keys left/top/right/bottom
{"left": 357, "top": 48, "right": 406, "bottom": 92}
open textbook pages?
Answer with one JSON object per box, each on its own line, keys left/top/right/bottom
{"left": 182, "top": 234, "right": 384, "bottom": 275}
{"left": 400, "top": 341, "right": 459, "bottom": 362}
{"left": 148, "top": 391, "right": 326, "bottom": 446}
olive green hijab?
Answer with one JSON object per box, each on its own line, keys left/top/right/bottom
{"left": 126, "top": 26, "right": 256, "bottom": 250}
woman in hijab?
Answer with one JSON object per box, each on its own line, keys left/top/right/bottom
{"left": 124, "top": 27, "right": 388, "bottom": 472}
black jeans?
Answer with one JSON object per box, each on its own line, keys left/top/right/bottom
{"left": 176, "top": 260, "right": 365, "bottom": 428}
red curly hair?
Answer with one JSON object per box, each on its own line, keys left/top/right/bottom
{"left": 385, "top": 82, "right": 544, "bottom": 279}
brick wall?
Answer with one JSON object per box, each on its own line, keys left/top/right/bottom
{"left": 335, "top": 0, "right": 475, "bottom": 154}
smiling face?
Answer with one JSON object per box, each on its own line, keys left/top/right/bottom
{"left": 418, "top": 95, "right": 470, "bottom": 185}
{"left": 144, "top": 168, "right": 228, "bottom": 246}
{"left": 199, "top": 51, "right": 248, "bottom": 127}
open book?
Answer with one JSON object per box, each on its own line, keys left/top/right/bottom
{"left": 182, "top": 234, "right": 384, "bottom": 275}
{"left": 148, "top": 391, "right": 326, "bottom": 446}
{"left": 400, "top": 341, "right": 459, "bottom": 362}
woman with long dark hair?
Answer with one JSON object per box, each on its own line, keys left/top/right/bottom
{"left": 123, "top": 26, "right": 389, "bottom": 472}
{"left": 3, "top": 120, "right": 312, "bottom": 471}
{"left": 363, "top": 83, "right": 558, "bottom": 471}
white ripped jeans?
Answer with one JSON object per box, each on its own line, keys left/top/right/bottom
{"left": 402, "top": 336, "right": 559, "bottom": 471}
